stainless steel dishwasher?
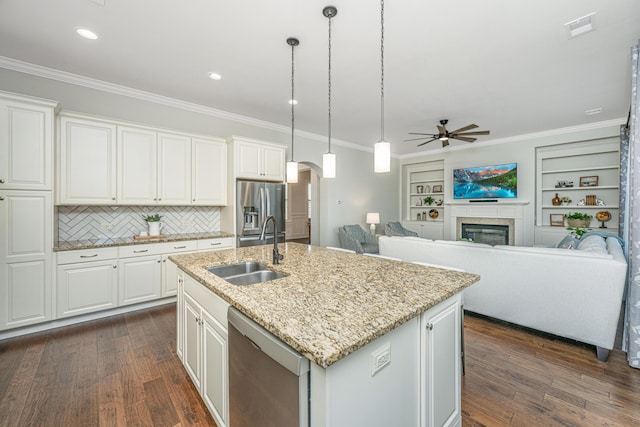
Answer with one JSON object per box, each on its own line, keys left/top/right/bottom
{"left": 228, "top": 307, "right": 310, "bottom": 427}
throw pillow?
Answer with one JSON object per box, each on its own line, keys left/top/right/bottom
{"left": 556, "top": 235, "right": 580, "bottom": 249}
{"left": 577, "top": 235, "right": 608, "bottom": 253}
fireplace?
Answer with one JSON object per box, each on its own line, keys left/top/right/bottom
{"left": 456, "top": 216, "right": 516, "bottom": 246}
{"left": 461, "top": 223, "right": 509, "bottom": 246}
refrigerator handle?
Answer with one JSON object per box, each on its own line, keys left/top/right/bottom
{"left": 266, "top": 187, "right": 271, "bottom": 217}
{"left": 259, "top": 188, "right": 266, "bottom": 226}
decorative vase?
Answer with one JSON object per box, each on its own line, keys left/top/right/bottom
{"left": 147, "top": 221, "right": 164, "bottom": 236}
{"left": 551, "top": 193, "right": 561, "bottom": 206}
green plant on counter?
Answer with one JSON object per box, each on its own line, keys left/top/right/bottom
{"left": 142, "top": 214, "right": 162, "bottom": 222}
{"left": 457, "top": 237, "right": 473, "bottom": 242}
{"left": 423, "top": 196, "right": 435, "bottom": 206}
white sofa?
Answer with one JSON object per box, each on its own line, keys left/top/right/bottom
{"left": 379, "top": 235, "right": 627, "bottom": 361}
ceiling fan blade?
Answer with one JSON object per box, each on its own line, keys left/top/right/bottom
{"left": 437, "top": 125, "right": 447, "bottom": 135}
{"left": 404, "top": 136, "right": 435, "bottom": 142}
{"left": 450, "top": 124, "right": 478, "bottom": 133}
{"left": 454, "top": 130, "right": 490, "bottom": 136}
{"left": 442, "top": 140, "right": 450, "bottom": 148}
{"left": 407, "top": 132, "right": 435, "bottom": 135}
{"left": 451, "top": 136, "right": 477, "bottom": 142}
{"left": 417, "top": 138, "right": 437, "bottom": 147}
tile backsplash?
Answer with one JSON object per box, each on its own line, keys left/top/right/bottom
{"left": 57, "top": 205, "right": 221, "bottom": 242}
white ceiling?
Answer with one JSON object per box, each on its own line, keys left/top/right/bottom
{"left": 0, "top": 0, "right": 638, "bottom": 156}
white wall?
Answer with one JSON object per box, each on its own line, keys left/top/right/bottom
{"left": 0, "top": 66, "right": 400, "bottom": 247}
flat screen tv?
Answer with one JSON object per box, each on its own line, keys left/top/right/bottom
{"left": 453, "top": 163, "right": 517, "bottom": 200}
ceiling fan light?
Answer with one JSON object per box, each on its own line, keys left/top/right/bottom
{"left": 439, "top": 136, "right": 449, "bottom": 141}
{"left": 374, "top": 140, "right": 390, "bottom": 173}
{"left": 323, "top": 152, "right": 336, "bottom": 179}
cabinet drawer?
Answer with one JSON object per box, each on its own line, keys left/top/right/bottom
{"left": 156, "top": 240, "right": 198, "bottom": 254}
{"left": 57, "top": 247, "right": 118, "bottom": 265}
{"left": 118, "top": 244, "right": 165, "bottom": 258}
{"left": 197, "top": 237, "right": 234, "bottom": 251}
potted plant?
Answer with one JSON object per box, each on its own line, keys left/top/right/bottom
{"left": 423, "top": 196, "right": 435, "bottom": 206}
{"left": 565, "top": 212, "right": 592, "bottom": 228}
{"left": 567, "top": 226, "right": 590, "bottom": 238}
{"left": 142, "top": 214, "right": 164, "bottom": 236}
{"left": 560, "top": 196, "right": 572, "bottom": 206}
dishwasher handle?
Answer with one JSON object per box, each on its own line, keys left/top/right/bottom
{"left": 228, "top": 307, "right": 310, "bottom": 376}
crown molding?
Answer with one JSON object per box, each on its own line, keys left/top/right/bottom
{"left": 0, "top": 56, "right": 378, "bottom": 155}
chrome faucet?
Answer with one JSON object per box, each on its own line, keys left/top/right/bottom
{"left": 260, "top": 215, "right": 284, "bottom": 264}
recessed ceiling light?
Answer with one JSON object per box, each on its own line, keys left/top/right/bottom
{"left": 288, "top": 99, "right": 298, "bottom": 105}
{"left": 207, "top": 72, "right": 222, "bottom": 81}
{"left": 585, "top": 107, "right": 603, "bottom": 116}
{"left": 76, "top": 27, "right": 99, "bottom": 40}
{"left": 565, "top": 12, "right": 596, "bottom": 39}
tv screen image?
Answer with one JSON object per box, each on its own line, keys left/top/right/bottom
{"left": 453, "top": 163, "right": 517, "bottom": 199}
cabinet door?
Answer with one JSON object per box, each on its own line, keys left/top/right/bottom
{"left": 192, "top": 138, "right": 227, "bottom": 205}
{"left": 262, "top": 144, "right": 285, "bottom": 181}
{"left": 118, "top": 255, "right": 162, "bottom": 305}
{"left": 57, "top": 260, "right": 118, "bottom": 317}
{"left": 236, "top": 141, "right": 262, "bottom": 179}
{"left": 0, "top": 191, "right": 52, "bottom": 330}
{"left": 59, "top": 116, "right": 117, "bottom": 204}
{"left": 183, "top": 292, "right": 202, "bottom": 389}
{"left": 0, "top": 100, "right": 53, "bottom": 190}
{"left": 163, "top": 256, "right": 179, "bottom": 296}
{"left": 118, "top": 126, "right": 157, "bottom": 204}
{"left": 158, "top": 133, "right": 191, "bottom": 205}
{"left": 202, "top": 309, "right": 228, "bottom": 427}
{"left": 421, "top": 296, "right": 461, "bottom": 427}
{"left": 176, "top": 268, "right": 185, "bottom": 361}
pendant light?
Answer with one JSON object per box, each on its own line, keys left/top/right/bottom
{"left": 322, "top": 5, "right": 337, "bottom": 179}
{"left": 286, "top": 37, "right": 300, "bottom": 184}
{"left": 374, "top": 0, "right": 391, "bottom": 173}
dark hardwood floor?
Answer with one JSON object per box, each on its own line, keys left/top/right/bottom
{"left": 1, "top": 304, "right": 639, "bottom": 426}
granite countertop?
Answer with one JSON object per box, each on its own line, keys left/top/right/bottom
{"left": 54, "top": 231, "right": 235, "bottom": 252}
{"left": 170, "top": 242, "right": 480, "bottom": 368}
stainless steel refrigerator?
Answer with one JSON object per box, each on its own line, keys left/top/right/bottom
{"left": 236, "top": 180, "right": 286, "bottom": 247}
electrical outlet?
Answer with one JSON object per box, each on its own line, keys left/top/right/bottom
{"left": 101, "top": 223, "right": 113, "bottom": 230}
{"left": 370, "top": 343, "right": 391, "bottom": 376}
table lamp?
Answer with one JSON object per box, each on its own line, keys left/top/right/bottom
{"left": 366, "top": 212, "right": 380, "bottom": 236}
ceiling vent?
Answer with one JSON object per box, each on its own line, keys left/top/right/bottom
{"left": 565, "top": 12, "right": 596, "bottom": 39}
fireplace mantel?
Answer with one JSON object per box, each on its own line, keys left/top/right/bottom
{"left": 447, "top": 201, "right": 529, "bottom": 246}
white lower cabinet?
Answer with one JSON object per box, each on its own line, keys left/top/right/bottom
{"left": 118, "top": 255, "right": 162, "bottom": 306}
{"left": 420, "top": 294, "right": 461, "bottom": 427}
{"left": 181, "top": 273, "right": 229, "bottom": 427}
{"left": 57, "top": 259, "right": 118, "bottom": 318}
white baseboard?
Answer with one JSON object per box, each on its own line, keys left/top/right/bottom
{"left": 0, "top": 297, "right": 176, "bottom": 341}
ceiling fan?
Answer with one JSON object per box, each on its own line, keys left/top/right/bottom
{"left": 405, "top": 119, "right": 490, "bottom": 148}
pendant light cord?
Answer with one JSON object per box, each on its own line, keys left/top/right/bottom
{"left": 328, "top": 12, "right": 333, "bottom": 154}
{"left": 380, "top": 0, "right": 385, "bottom": 141}
{"left": 291, "top": 41, "right": 295, "bottom": 161}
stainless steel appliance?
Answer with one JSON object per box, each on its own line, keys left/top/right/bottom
{"left": 228, "top": 307, "right": 310, "bottom": 427}
{"left": 236, "top": 180, "right": 285, "bottom": 247}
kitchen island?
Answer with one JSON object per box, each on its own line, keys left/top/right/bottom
{"left": 171, "top": 242, "right": 479, "bottom": 427}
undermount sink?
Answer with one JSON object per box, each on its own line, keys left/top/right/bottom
{"left": 206, "top": 262, "right": 288, "bottom": 285}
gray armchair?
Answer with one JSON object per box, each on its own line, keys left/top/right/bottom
{"left": 338, "top": 224, "right": 379, "bottom": 254}
{"left": 384, "top": 221, "right": 419, "bottom": 237}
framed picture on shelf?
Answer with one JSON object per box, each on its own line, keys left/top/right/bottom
{"left": 432, "top": 185, "right": 443, "bottom": 193}
{"left": 579, "top": 176, "right": 599, "bottom": 187}
{"left": 550, "top": 214, "right": 565, "bottom": 227}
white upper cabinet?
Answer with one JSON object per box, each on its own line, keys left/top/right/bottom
{"left": 192, "top": 138, "right": 227, "bottom": 205}
{"left": 118, "top": 126, "right": 158, "bottom": 205}
{"left": 158, "top": 132, "right": 191, "bottom": 205}
{"left": 234, "top": 138, "right": 285, "bottom": 181}
{"left": 58, "top": 115, "right": 117, "bottom": 204}
{"left": 57, "top": 113, "right": 227, "bottom": 206}
{"left": 0, "top": 95, "right": 55, "bottom": 191}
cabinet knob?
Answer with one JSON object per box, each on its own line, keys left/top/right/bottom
{"left": 425, "top": 323, "right": 433, "bottom": 331}
{"left": 112, "top": 197, "right": 116, "bottom": 201}
{"left": 0, "top": 179, "right": 4, "bottom": 183}
{"left": 113, "top": 264, "right": 117, "bottom": 269}
{"left": 0, "top": 196, "right": 4, "bottom": 201}
{"left": 157, "top": 260, "right": 161, "bottom": 263}
{"left": 193, "top": 199, "right": 196, "bottom": 202}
